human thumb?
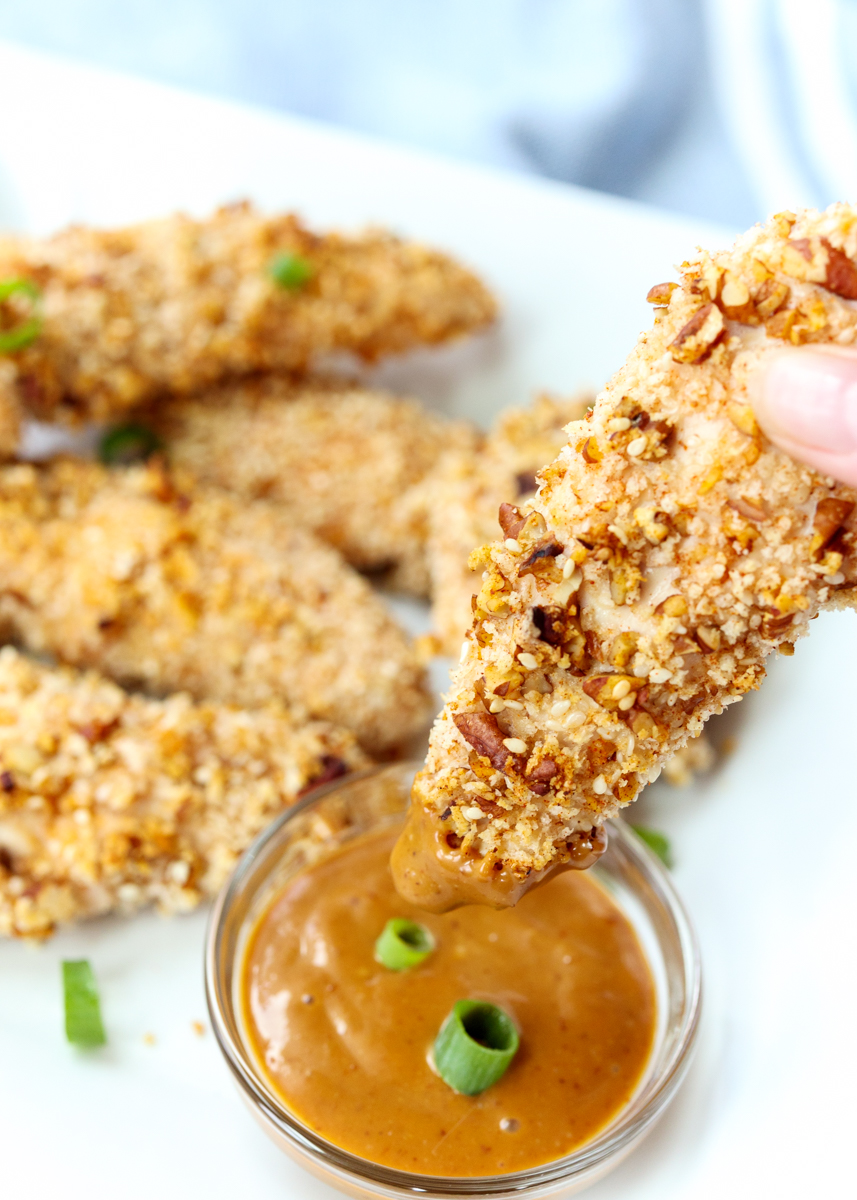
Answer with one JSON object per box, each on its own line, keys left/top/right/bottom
{"left": 753, "top": 346, "right": 857, "bottom": 486}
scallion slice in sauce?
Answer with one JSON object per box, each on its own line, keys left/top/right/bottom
{"left": 631, "top": 824, "right": 673, "bottom": 868}
{"left": 374, "top": 917, "right": 435, "bottom": 970}
{"left": 268, "top": 251, "right": 315, "bottom": 291}
{"left": 98, "top": 422, "right": 162, "bottom": 465}
{"left": 433, "top": 1000, "right": 519, "bottom": 1095}
{"left": 62, "top": 959, "right": 107, "bottom": 1048}
{"left": 0, "top": 278, "right": 42, "bottom": 353}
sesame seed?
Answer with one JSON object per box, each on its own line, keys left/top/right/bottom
{"left": 618, "top": 695, "right": 636, "bottom": 711}
{"left": 567, "top": 711, "right": 586, "bottom": 729}
{"left": 459, "top": 641, "right": 470, "bottom": 663}
{"left": 592, "top": 775, "right": 608, "bottom": 795}
{"left": 462, "top": 806, "right": 484, "bottom": 821}
{"left": 648, "top": 667, "right": 672, "bottom": 683}
{"left": 518, "top": 652, "right": 539, "bottom": 671}
{"left": 607, "top": 417, "right": 632, "bottom": 432}
{"left": 562, "top": 557, "right": 575, "bottom": 578}
{"left": 627, "top": 435, "right": 647, "bottom": 457}
{"left": 612, "top": 679, "right": 631, "bottom": 699}
{"left": 504, "top": 698, "right": 524, "bottom": 710}
{"left": 503, "top": 737, "right": 528, "bottom": 754}
{"left": 488, "top": 698, "right": 506, "bottom": 713}
{"left": 504, "top": 538, "right": 522, "bottom": 552}
{"left": 551, "top": 699, "right": 571, "bottom": 716}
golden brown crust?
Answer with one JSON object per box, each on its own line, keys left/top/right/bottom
{"left": 412, "top": 204, "right": 857, "bottom": 883}
{"left": 150, "top": 374, "right": 479, "bottom": 594}
{"left": 0, "top": 457, "right": 431, "bottom": 754}
{"left": 0, "top": 201, "right": 496, "bottom": 444}
{"left": 0, "top": 648, "right": 368, "bottom": 938}
{"left": 425, "top": 394, "right": 592, "bottom": 653}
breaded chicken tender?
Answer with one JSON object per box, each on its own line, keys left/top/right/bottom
{"left": 0, "top": 458, "right": 431, "bottom": 755}
{"left": 0, "top": 201, "right": 496, "bottom": 452}
{"left": 426, "top": 394, "right": 591, "bottom": 654}
{"left": 0, "top": 648, "right": 368, "bottom": 938}
{"left": 150, "top": 375, "right": 479, "bottom": 594}
{"left": 393, "top": 205, "right": 857, "bottom": 910}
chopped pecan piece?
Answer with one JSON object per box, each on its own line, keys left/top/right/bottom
{"left": 755, "top": 278, "right": 789, "bottom": 318}
{"left": 453, "top": 710, "right": 518, "bottom": 773}
{"left": 646, "top": 281, "right": 677, "bottom": 306}
{"left": 498, "top": 502, "right": 526, "bottom": 539}
{"left": 811, "top": 498, "right": 854, "bottom": 556}
{"left": 298, "top": 754, "right": 349, "bottom": 796}
{"left": 526, "top": 757, "right": 559, "bottom": 796}
{"left": 532, "top": 605, "right": 565, "bottom": 646}
{"left": 670, "top": 303, "right": 725, "bottom": 364}
{"left": 582, "top": 674, "right": 644, "bottom": 710}
{"left": 587, "top": 737, "right": 617, "bottom": 770}
{"left": 519, "top": 535, "right": 564, "bottom": 575}
{"left": 790, "top": 237, "right": 857, "bottom": 300}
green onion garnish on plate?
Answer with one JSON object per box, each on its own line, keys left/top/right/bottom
{"left": 0, "top": 278, "right": 42, "bottom": 353}
{"left": 433, "top": 1000, "right": 519, "bottom": 1095}
{"left": 268, "top": 251, "right": 315, "bottom": 291}
{"left": 62, "top": 959, "right": 107, "bottom": 1048}
{"left": 98, "top": 422, "right": 162, "bottom": 465}
{"left": 375, "top": 917, "right": 435, "bottom": 971}
{"left": 631, "top": 825, "right": 673, "bottom": 868}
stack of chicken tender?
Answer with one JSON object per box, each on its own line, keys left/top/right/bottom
{"left": 0, "top": 201, "right": 506, "bottom": 937}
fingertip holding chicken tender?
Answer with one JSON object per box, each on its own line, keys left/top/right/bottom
{"left": 150, "top": 375, "right": 479, "bottom": 594}
{"left": 0, "top": 201, "right": 497, "bottom": 447}
{"left": 394, "top": 204, "right": 857, "bottom": 911}
{"left": 426, "top": 393, "right": 592, "bottom": 653}
{"left": 0, "top": 457, "right": 431, "bottom": 755}
{"left": 0, "top": 648, "right": 369, "bottom": 938}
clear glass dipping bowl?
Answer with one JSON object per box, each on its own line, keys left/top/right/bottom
{"left": 205, "top": 762, "right": 702, "bottom": 1199}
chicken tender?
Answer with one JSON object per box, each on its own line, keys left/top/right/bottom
{"left": 393, "top": 205, "right": 857, "bottom": 910}
{"left": 0, "top": 458, "right": 431, "bottom": 755}
{"left": 0, "top": 201, "right": 496, "bottom": 451}
{"left": 150, "top": 375, "right": 478, "bottom": 594}
{"left": 0, "top": 648, "right": 368, "bottom": 938}
{"left": 426, "top": 394, "right": 591, "bottom": 653}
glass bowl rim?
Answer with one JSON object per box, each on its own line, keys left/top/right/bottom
{"left": 205, "top": 762, "right": 702, "bottom": 1198}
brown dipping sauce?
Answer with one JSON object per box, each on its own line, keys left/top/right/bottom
{"left": 241, "top": 825, "right": 656, "bottom": 1177}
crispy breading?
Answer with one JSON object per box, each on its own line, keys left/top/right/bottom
{"left": 426, "top": 394, "right": 592, "bottom": 653}
{"left": 0, "top": 457, "right": 431, "bottom": 755}
{"left": 0, "top": 648, "right": 368, "bottom": 938}
{"left": 150, "top": 374, "right": 479, "bottom": 594}
{"left": 0, "top": 201, "right": 497, "bottom": 451}
{"left": 396, "top": 205, "right": 857, "bottom": 908}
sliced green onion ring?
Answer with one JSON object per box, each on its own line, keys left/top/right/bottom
{"left": 63, "top": 959, "right": 107, "bottom": 1048}
{"left": 0, "top": 277, "right": 42, "bottom": 353}
{"left": 433, "top": 1000, "right": 519, "bottom": 1095}
{"left": 631, "top": 824, "right": 673, "bottom": 868}
{"left": 98, "top": 422, "right": 162, "bottom": 465}
{"left": 374, "top": 917, "right": 435, "bottom": 970}
{"left": 268, "top": 251, "right": 315, "bottom": 291}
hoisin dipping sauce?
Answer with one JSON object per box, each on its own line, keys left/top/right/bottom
{"left": 240, "top": 824, "right": 656, "bottom": 1177}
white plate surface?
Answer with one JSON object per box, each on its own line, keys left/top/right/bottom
{"left": 0, "top": 40, "right": 854, "bottom": 1200}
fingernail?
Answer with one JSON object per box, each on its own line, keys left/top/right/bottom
{"left": 755, "top": 347, "right": 857, "bottom": 453}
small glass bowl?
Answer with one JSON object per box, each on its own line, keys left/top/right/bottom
{"left": 205, "top": 763, "right": 702, "bottom": 1200}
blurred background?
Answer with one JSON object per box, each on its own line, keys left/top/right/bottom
{"left": 1, "top": 0, "right": 856, "bottom": 231}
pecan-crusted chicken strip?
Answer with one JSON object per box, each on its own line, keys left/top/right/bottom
{"left": 393, "top": 205, "right": 857, "bottom": 910}
{"left": 150, "top": 374, "right": 479, "bottom": 595}
{"left": 425, "top": 393, "right": 592, "bottom": 654}
{"left": 0, "top": 201, "right": 496, "bottom": 450}
{"left": 0, "top": 648, "right": 368, "bottom": 938}
{"left": 0, "top": 458, "right": 431, "bottom": 755}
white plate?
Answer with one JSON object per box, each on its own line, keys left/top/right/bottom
{"left": 0, "top": 39, "right": 854, "bottom": 1200}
